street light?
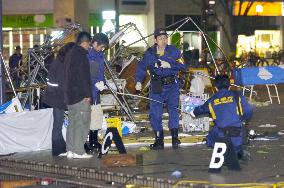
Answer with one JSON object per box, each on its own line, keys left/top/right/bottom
{"left": 208, "top": 0, "right": 215, "bottom": 5}
{"left": 102, "top": 10, "right": 116, "bottom": 33}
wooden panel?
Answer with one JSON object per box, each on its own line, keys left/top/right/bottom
{"left": 0, "top": 180, "right": 37, "bottom": 188}
{"left": 101, "top": 153, "right": 143, "bottom": 167}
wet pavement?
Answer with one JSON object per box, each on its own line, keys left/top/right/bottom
{"left": 1, "top": 84, "right": 284, "bottom": 187}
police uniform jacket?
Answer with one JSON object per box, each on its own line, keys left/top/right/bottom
{"left": 135, "top": 44, "right": 185, "bottom": 83}
{"left": 9, "top": 53, "right": 22, "bottom": 69}
{"left": 88, "top": 49, "right": 105, "bottom": 104}
{"left": 193, "top": 89, "right": 253, "bottom": 128}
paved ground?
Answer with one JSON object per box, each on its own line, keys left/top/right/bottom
{"left": 1, "top": 84, "right": 284, "bottom": 187}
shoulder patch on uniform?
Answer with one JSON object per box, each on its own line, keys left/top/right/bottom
{"left": 176, "top": 57, "right": 184, "bottom": 64}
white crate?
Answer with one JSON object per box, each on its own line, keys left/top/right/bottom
{"left": 180, "top": 93, "right": 210, "bottom": 132}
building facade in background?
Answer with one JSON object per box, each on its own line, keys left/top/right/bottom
{"left": 2, "top": 0, "right": 284, "bottom": 60}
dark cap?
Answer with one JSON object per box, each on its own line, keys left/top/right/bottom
{"left": 92, "top": 33, "right": 109, "bottom": 48}
{"left": 15, "top": 45, "right": 21, "bottom": 50}
{"left": 154, "top": 28, "right": 168, "bottom": 38}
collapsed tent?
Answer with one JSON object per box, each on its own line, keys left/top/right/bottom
{"left": 0, "top": 108, "right": 53, "bottom": 155}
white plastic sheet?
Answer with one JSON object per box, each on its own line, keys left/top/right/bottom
{"left": 0, "top": 108, "right": 53, "bottom": 155}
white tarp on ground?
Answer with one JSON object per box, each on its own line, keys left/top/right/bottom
{"left": 0, "top": 108, "right": 53, "bottom": 155}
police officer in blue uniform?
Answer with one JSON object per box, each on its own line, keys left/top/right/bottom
{"left": 85, "top": 33, "right": 109, "bottom": 153}
{"left": 135, "top": 28, "right": 185, "bottom": 149}
{"left": 191, "top": 74, "right": 253, "bottom": 158}
{"left": 9, "top": 46, "right": 22, "bottom": 87}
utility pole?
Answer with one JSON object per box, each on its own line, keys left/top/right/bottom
{"left": 201, "top": 0, "right": 208, "bottom": 61}
{"left": 114, "top": 0, "right": 120, "bottom": 51}
{"left": 0, "top": 0, "right": 5, "bottom": 105}
{"left": 115, "top": 0, "right": 119, "bottom": 32}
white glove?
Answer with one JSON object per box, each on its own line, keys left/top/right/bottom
{"left": 154, "top": 62, "right": 159, "bottom": 68}
{"left": 135, "top": 82, "right": 142, "bottom": 91}
{"left": 159, "top": 60, "right": 171, "bottom": 68}
{"left": 190, "top": 110, "right": 195, "bottom": 118}
{"left": 95, "top": 81, "right": 105, "bottom": 91}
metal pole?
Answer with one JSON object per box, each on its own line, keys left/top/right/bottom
{"left": 28, "top": 50, "right": 32, "bottom": 110}
{"left": 114, "top": 0, "right": 120, "bottom": 53}
{"left": 0, "top": 0, "right": 6, "bottom": 104}
{"left": 105, "top": 82, "right": 135, "bottom": 121}
{"left": 0, "top": 52, "right": 16, "bottom": 96}
{"left": 104, "top": 60, "right": 134, "bottom": 122}
{"left": 201, "top": 0, "right": 208, "bottom": 51}
{"left": 188, "top": 16, "right": 220, "bottom": 74}
{"left": 194, "top": 71, "right": 257, "bottom": 95}
{"left": 115, "top": 0, "right": 119, "bottom": 33}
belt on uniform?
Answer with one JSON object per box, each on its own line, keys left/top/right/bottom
{"left": 161, "top": 76, "right": 176, "bottom": 85}
{"left": 219, "top": 126, "right": 241, "bottom": 137}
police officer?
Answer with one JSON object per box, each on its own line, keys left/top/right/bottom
{"left": 9, "top": 45, "right": 22, "bottom": 69}
{"left": 135, "top": 28, "right": 185, "bottom": 149}
{"left": 9, "top": 46, "right": 22, "bottom": 87}
{"left": 191, "top": 74, "right": 253, "bottom": 158}
{"left": 85, "top": 33, "right": 109, "bottom": 153}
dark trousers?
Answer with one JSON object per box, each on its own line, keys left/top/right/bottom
{"left": 52, "top": 108, "right": 66, "bottom": 156}
{"left": 149, "top": 83, "right": 180, "bottom": 131}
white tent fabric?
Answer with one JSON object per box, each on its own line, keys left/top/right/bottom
{"left": 0, "top": 108, "right": 53, "bottom": 155}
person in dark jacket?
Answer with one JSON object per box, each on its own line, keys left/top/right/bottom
{"left": 9, "top": 45, "right": 22, "bottom": 88}
{"left": 192, "top": 74, "right": 253, "bottom": 158}
{"left": 9, "top": 45, "right": 22, "bottom": 69}
{"left": 43, "top": 42, "right": 75, "bottom": 156}
{"left": 63, "top": 31, "right": 93, "bottom": 159}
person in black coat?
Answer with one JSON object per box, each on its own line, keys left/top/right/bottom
{"left": 43, "top": 42, "right": 75, "bottom": 156}
{"left": 63, "top": 32, "right": 93, "bottom": 159}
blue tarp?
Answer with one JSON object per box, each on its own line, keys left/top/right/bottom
{"left": 0, "top": 100, "right": 12, "bottom": 114}
{"left": 233, "top": 66, "right": 284, "bottom": 86}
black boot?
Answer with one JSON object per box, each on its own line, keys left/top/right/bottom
{"left": 150, "top": 131, "right": 164, "bottom": 150}
{"left": 171, "top": 128, "right": 181, "bottom": 149}
{"left": 91, "top": 130, "right": 102, "bottom": 152}
{"left": 84, "top": 130, "right": 94, "bottom": 154}
{"left": 237, "top": 149, "right": 251, "bottom": 161}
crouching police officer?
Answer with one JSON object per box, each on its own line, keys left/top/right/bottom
{"left": 191, "top": 74, "right": 253, "bottom": 159}
{"left": 135, "top": 28, "right": 185, "bottom": 149}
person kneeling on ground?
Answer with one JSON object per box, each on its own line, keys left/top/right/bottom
{"left": 191, "top": 74, "right": 253, "bottom": 159}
